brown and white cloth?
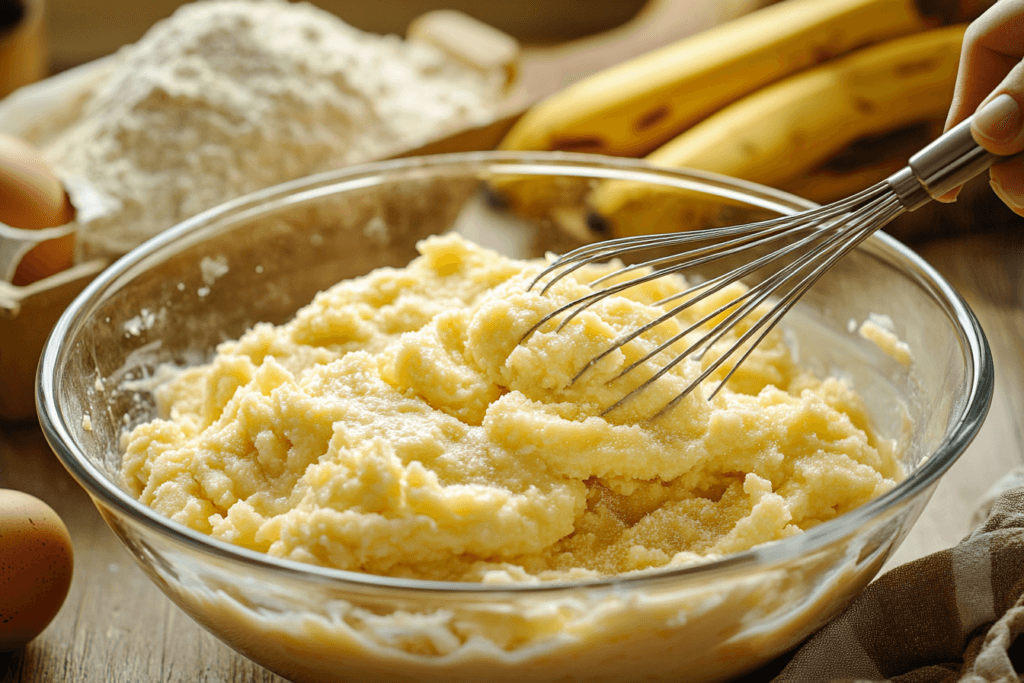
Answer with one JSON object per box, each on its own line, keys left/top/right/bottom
{"left": 762, "top": 483, "right": 1024, "bottom": 682}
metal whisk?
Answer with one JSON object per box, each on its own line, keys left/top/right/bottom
{"left": 526, "top": 115, "right": 1014, "bottom": 418}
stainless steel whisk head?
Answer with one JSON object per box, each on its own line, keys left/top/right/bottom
{"left": 524, "top": 115, "right": 1012, "bottom": 418}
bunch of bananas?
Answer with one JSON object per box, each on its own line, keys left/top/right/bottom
{"left": 498, "top": 0, "right": 985, "bottom": 238}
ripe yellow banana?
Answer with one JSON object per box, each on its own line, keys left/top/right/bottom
{"left": 499, "top": 0, "right": 932, "bottom": 158}
{"left": 588, "top": 24, "right": 965, "bottom": 237}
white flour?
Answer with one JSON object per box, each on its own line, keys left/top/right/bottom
{"left": 33, "top": 0, "right": 501, "bottom": 260}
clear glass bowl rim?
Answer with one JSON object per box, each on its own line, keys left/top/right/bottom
{"left": 36, "top": 151, "right": 994, "bottom": 596}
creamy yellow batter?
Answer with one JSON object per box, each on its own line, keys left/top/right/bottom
{"left": 121, "top": 233, "right": 900, "bottom": 582}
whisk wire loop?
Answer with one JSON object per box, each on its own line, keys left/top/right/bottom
{"left": 529, "top": 182, "right": 906, "bottom": 418}
{"left": 528, "top": 182, "right": 889, "bottom": 298}
{"left": 698, "top": 195, "right": 906, "bottom": 395}
{"left": 568, "top": 225, "right": 833, "bottom": 388}
{"left": 523, "top": 183, "right": 893, "bottom": 347}
{"left": 635, "top": 194, "right": 905, "bottom": 419}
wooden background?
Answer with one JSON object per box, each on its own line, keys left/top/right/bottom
{"left": 1, "top": 0, "right": 1022, "bottom": 680}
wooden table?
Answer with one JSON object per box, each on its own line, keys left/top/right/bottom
{"left": 2, "top": 194, "right": 1022, "bottom": 682}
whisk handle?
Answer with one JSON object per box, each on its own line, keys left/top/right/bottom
{"left": 888, "top": 115, "right": 1015, "bottom": 211}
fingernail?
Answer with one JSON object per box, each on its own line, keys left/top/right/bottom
{"left": 990, "top": 175, "right": 1024, "bottom": 212}
{"left": 973, "top": 94, "right": 1023, "bottom": 144}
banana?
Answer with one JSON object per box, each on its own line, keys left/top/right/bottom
{"left": 776, "top": 120, "right": 944, "bottom": 203}
{"left": 499, "top": 0, "right": 932, "bottom": 158}
{"left": 587, "top": 24, "right": 965, "bottom": 237}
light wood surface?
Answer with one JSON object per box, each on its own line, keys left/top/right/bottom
{"left": 1, "top": 204, "right": 1022, "bottom": 681}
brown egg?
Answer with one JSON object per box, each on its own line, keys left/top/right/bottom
{"left": 0, "top": 133, "right": 76, "bottom": 285}
{"left": 0, "top": 489, "right": 74, "bottom": 651}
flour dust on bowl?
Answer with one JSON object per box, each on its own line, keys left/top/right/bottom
{"left": 36, "top": 153, "right": 992, "bottom": 683}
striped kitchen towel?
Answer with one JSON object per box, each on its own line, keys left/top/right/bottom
{"left": 770, "top": 486, "right": 1024, "bottom": 682}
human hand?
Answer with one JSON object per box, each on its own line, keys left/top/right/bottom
{"left": 0, "top": 133, "right": 74, "bottom": 284}
{"left": 940, "top": 0, "right": 1024, "bottom": 214}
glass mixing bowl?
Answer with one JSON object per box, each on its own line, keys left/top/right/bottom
{"left": 37, "top": 152, "right": 993, "bottom": 683}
